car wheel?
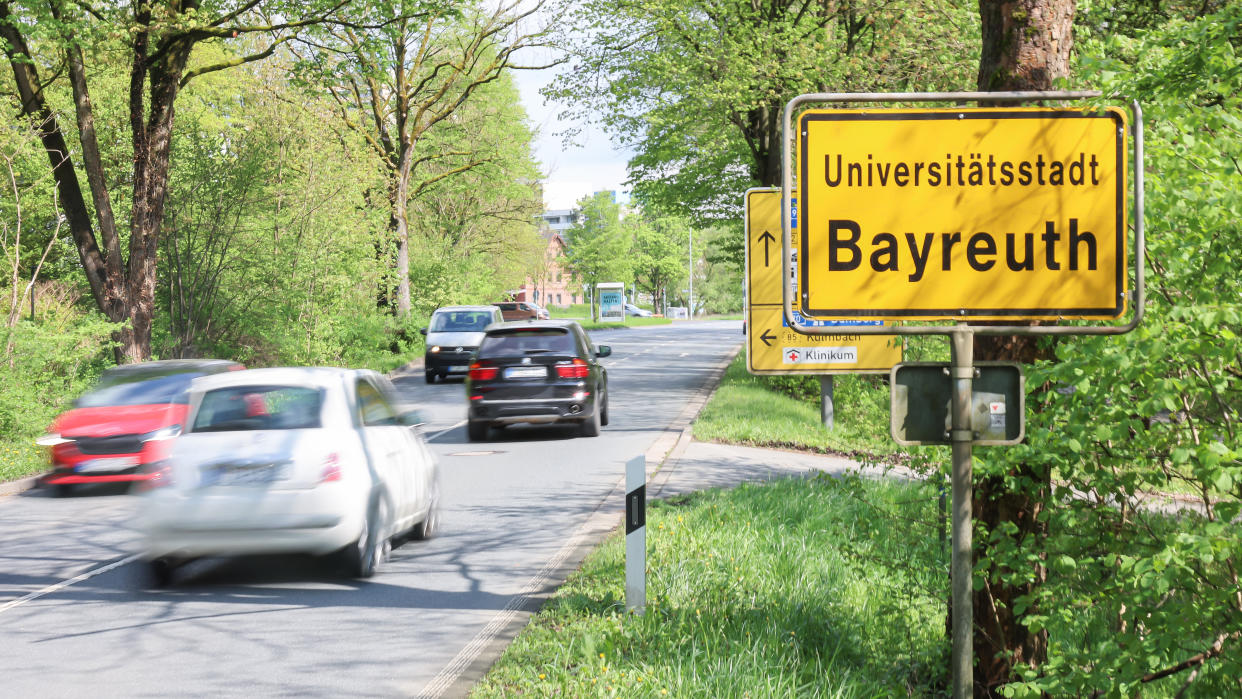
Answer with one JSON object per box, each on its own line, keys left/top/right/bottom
{"left": 600, "top": 391, "right": 610, "bottom": 426}
{"left": 580, "top": 403, "right": 601, "bottom": 437}
{"left": 424, "top": 370, "right": 436, "bottom": 384}
{"left": 466, "top": 420, "right": 488, "bottom": 442}
{"left": 410, "top": 488, "right": 440, "bottom": 541}
{"left": 51, "top": 483, "right": 74, "bottom": 497}
{"left": 145, "top": 557, "right": 177, "bottom": 588}
{"left": 340, "top": 498, "right": 389, "bottom": 579}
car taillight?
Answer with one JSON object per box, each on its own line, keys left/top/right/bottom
{"left": 555, "top": 358, "right": 589, "bottom": 379}
{"left": 469, "top": 363, "right": 498, "bottom": 381}
{"left": 319, "top": 453, "right": 342, "bottom": 483}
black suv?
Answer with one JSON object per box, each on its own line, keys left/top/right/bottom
{"left": 464, "top": 320, "right": 611, "bottom": 440}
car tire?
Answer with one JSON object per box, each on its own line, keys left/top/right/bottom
{"left": 410, "top": 489, "right": 440, "bottom": 541}
{"left": 600, "top": 391, "right": 610, "bottom": 426}
{"left": 145, "top": 557, "right": 177, "bottom": 588}
{"left": 466, "top": 420, "right": 488, "bottom": 442}
{"left": 340, "top": 498, "right": 389, "bottom": 579}
{"left": 425, "top": 370, "right": 436, "bottom": 384}
{"left": 51, "top": 483, "right": 74, "bottom": 497}
{"left": 580, "top": 402, "right": 601, "bottom": 437}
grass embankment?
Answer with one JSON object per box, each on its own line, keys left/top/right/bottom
{"left": 692, "top": 353, "right": 935, "bottom": 463}
{"left": 578, "top": 317, "right": 673, "bottom": 330}
{"left": 472, "top": 475, "right": 949, "bottom": 698}
{"left": 0, "top": 442, "right": 47, "bottom": 484}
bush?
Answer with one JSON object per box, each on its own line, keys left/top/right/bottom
{"left": 0, "top": 283, "right": 117, "bottom": 481}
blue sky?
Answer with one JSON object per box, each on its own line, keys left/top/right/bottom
{"left": 512, "top": 60, "right": 633, "bottom": 211}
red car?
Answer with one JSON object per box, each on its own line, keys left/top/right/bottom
{"left": 39, "top": 359, "right": 243, "bottom": 495}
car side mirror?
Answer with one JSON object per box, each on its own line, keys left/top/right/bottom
{"left": 596, "top": 345, "right": 611, "bottom": 358}
{"left": 398, "top": 410, "right": 425, "bottom": 427}
{"left": 419, "top": 327, "right": 428, "bottom": 336}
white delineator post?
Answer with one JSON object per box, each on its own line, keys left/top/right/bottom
{"left": 625, "top": 455, "right": 646, "bottom": 614}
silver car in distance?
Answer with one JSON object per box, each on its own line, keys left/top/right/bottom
{"left": 139, "top": 367, "right": 440, "bottom": 586}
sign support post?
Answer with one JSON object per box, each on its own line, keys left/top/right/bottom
{"left": 819, "top": 376, "right": 834, "bottom": 430}
{"left": 780, "top": 91, "right": 1146, "bottom": 699}
{"left": 949, "top": 328, "right": 974, "bottom": 698}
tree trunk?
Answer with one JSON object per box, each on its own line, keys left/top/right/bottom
{"left": 0, "top": 2, "right": 121, "bottom": 320}
{"left": 973, "top": 0, "right": 1074, "bottom": 695}
{"left": 120, "top": 32, "right": 192, "bottom": 362}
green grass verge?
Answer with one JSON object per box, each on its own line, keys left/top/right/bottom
{"left": 693, "top": 353, "right": 933, "bottom": 462}
{"left": 0, "top": 439, "right": 47, "bottom": 483}
{"left": 579, "top": 317, "right": 673, "bottom": 331}
{"left": 471, "top": 475, "right": 950, "bottom": 698}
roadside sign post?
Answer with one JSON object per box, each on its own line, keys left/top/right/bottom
{"left": 625, "top": 455, "right": 646, "bottom": 615}
{"left": 819, "top": 376, "right": 834, "bottom": 430}
{"left": 780, "top": 91, "right": 1146, "bottom": 699}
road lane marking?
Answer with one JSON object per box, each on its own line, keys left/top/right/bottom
{"left": 0, "top": 553, "right": 140, "bottom": 615}
{"left": 427, "top": 420, "right": 465, "bottom": 442}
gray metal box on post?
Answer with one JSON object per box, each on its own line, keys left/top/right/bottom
{"left": 891, "top": 362, "right": 1026, "bottom": 445}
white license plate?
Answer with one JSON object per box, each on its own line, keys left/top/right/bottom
{"left": 449, "top": 365, "right": 469, "bottom": 372}
{"left": 504, "top": 366, "right": 546, "bottom": 379}
{"left": 76, "top": 457, "right": 139, "bottom": 473}
{"left": 210, "top": 463, "right": 287, "bottom": 487}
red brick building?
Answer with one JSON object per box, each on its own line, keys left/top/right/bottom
{"left": 514, "top": 230, "right": 582, "bottom": 308}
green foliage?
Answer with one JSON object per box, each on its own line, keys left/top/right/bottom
{"left": 0, "top": 284, "right": 116, "bottom": 481}
{"left": 565, "top": 193, "right": 633, "bottom": 320}
{"left": 696, "top": 225, "right": 743, "bottom": 315}
{"left": 628, "top": 213, "right": 688, "bottom": 312}
{"left": 695, "top": 354, "right": 909, "bottom": 460}
{"left": 550, "top": 0, "right": 980, "bottom": 227}
{"left": 474, "top": 475, "right": 950, "bottom": 697}
{"left": 407, "top": 72, "right": 547, "bottom": 313}
{"left": 159, "top": 48, "right": 395, "bottom": 368}
{"left": 972, "top": 6, "right": 1242, "bottom": 693}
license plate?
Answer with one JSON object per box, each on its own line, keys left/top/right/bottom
{"left": 449, "top": 365, "right": 469, "bottom": 372}
{"left": 76, "top": 457, "right": 139, "bottom": 473}
{"left": 504, "top": 366, "right": 546, "bottom": 379}
{"left": 208, "top": 463, "right": 287, "bottom": 487}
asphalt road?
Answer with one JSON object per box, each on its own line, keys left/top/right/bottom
{"left": 0, "top": 320, "right": 742, "bottom": 698}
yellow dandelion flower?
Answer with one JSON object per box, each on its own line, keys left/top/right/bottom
{"left": 538, "top": 674, "right": 546, "bottom": 680}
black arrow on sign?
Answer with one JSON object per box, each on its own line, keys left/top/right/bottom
{"left": 757, "top": 230, "right": 775, "bottom": 267}
{"left": 759, "top": 328, "right": 776, "bottom": 347}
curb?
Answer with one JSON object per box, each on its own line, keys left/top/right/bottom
{"left": 0, "top": 472, "right": 44, "bottom": 497}
{"left": 646, "top": 343, "right": 741, "bottom": 482}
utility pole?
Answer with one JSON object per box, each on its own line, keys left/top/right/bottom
{"left": 688, "top": 230, "right": 694, "bottom": 318}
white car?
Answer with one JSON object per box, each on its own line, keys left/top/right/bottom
{"left": 139, "top": 367, "right": 440, "bottom": 585}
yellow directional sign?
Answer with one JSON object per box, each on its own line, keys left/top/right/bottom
{"left": 745, "top": 188, "right": 902, "bottom": 375}
{"left": 797, "top": 107, "right": 1128, "bottom": 320}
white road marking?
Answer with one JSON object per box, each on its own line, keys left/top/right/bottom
{"left": 427, "top": 420, "right": 465, "bottom": 442}
{"left": 0, "top": 553, "right": 141, "bottom": 615}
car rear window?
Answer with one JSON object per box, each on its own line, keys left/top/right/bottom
{"left": 192, "top": 385, "right": 324, "bottom": 432}
{"left": 430, "top": 311, "right": 494, "bottom": 332}
{"left": 478, "top": 329, "right": 575, "bottom": 357}
{"left": 77, "top": 372, "right": 205, "bottom": 407}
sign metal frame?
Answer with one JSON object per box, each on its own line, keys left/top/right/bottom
{"left": 797, "top": 107, "right": 1128, "bottom": 320}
